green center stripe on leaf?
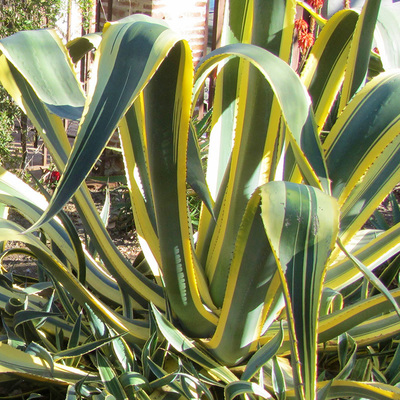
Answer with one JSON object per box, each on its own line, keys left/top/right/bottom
{"left": 260, "top": 181, "right": 339, "bottom": 400}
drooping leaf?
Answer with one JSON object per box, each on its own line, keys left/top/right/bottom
{"left": 66, "top": 32, "right": 102, "bottom": 63}
{"left": 0, "top": 342, "right": 97, "bottom": 384}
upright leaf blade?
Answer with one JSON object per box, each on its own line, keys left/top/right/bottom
{"left": 338, "top": 0, "right": 381, "bottom": 112}
{"left": 260, "top": 181, "right": 339, "bottom": 400}
{"left": 301, "top": 9, "right": 359, "bottom": 130}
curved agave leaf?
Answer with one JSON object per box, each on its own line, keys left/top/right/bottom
{"left": 120, "top": 96, "right": 218, "bottom": 320}
{"left": 335, "top": 333, "right": 357, "bottom": 381}
{"left": 187, "top": 122, "right": 215, "bottom": 219}
{"left": 0, "top": 280, "right": 83, "bottom": 344}
{"left": 0, "top": 29, "right": 85, "bottom": 120}
{"left": 0, "top": 342, "right": 97, "bottom": 385}
{"left": 297, "top": 0, "right": 327, "bottom": 27}
{"left": 336, "top": 239, "right": 400, "bottom": 318}
{"left": 345, "top": 311, "right": 400, "bottom": 348}
{"left": 227, "top": 0, "right": 296, "bottom": 56}
{"left": 384, "top": 341, "right": 400, "bottom": 384}
{"left": 261, "top": 288, "right": 400, "bottom": 354}
{"left": 338, "top": 0, "right": 381, "bottom": 112}
{"left": 0, "top": 54, "right": 74, "bottom": 168}
{"left": 326, "top": 224, "right": 400, "bottom": 291}
{"left": 205, "top": 187, "right": 283, "bottom": 365}
{"left": 370, "top": 252, "right": 400, "bottom": 296}
{"left": 54, "top": 334, "right": 125, "bottom": 361}
{"left": 97, "top": 351, "right": 127, "bottom": 399}
{"left": 301, "top": 9, "right": 359, "bottom": 130}
{"left": 2, "top": 15, "right": 213, "bottom": 336}
{"left": 194, "top": 0, "right": 318, "bottom": 310}
{"left": 318, "top": 288, "right": 400, "bottom": 344}
{"left": 118, "top": 103, "right": 160, "bottom": 279}
{"left": 241, "top": 322, "right": 284, "bottom": 381}
{"left": 35, "top": 14, "right": 184, "bottom": 227}
{"left": 324, "top": 70, "right": 400, "bottom": 246}
{"left": 114, "top": 21, "right": 218, "bottom": 335}
{"left": 193, "top": 44, "right": 327, "bottom": 195}
{"left": 320, "top": 288, "right": 343, "bottom": 317}
{"left": 225, "top": 380, "right": 273, "bottom": 400}
{"left": 260, "top": 181, "right": 339, "bottom": 400}
{"left": 145, "top": 359, "right": 204, "bottom": 400}
{"left": 66, "top": 32, "right": 102, "bottom": 63}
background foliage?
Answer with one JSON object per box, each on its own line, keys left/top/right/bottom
{"left": 0, "top": 0, "right": 61, "bottom": 168}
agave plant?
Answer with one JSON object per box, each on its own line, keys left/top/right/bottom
{"left": 0, "top": 0, "right": 399, "bottom": 398}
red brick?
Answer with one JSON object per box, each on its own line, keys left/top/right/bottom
{"left": 100, "top": 0, "right": 207, "bottom": 59}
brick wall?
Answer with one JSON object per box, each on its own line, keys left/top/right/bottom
{"left": 98, "top": 0, "right": 152, "bottom": 21}
{"left": 151, "top": 0, "right": 208, "bottom": 64}
{"left": 97, "top": 0, "right": 208, "bottom": 65}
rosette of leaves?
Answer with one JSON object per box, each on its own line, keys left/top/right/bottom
{"left": 0, "top": 0, "right": 399, "bottom": 398}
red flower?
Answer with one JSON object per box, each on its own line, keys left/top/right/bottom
{"left": 295, "top": 18, "right": 308, "bottom": 32}
{"left": 298, "top": 31, "right": 315, "bottom": 52}
{"left": 307, "top": 0, "right": 324, "bottom": 9}
{"left": 49, "top": 170, "right": 60, "bottom": 183}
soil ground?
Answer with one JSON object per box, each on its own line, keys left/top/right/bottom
{"left": 4, "top": 182, "right": 141, "bottom": 278}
